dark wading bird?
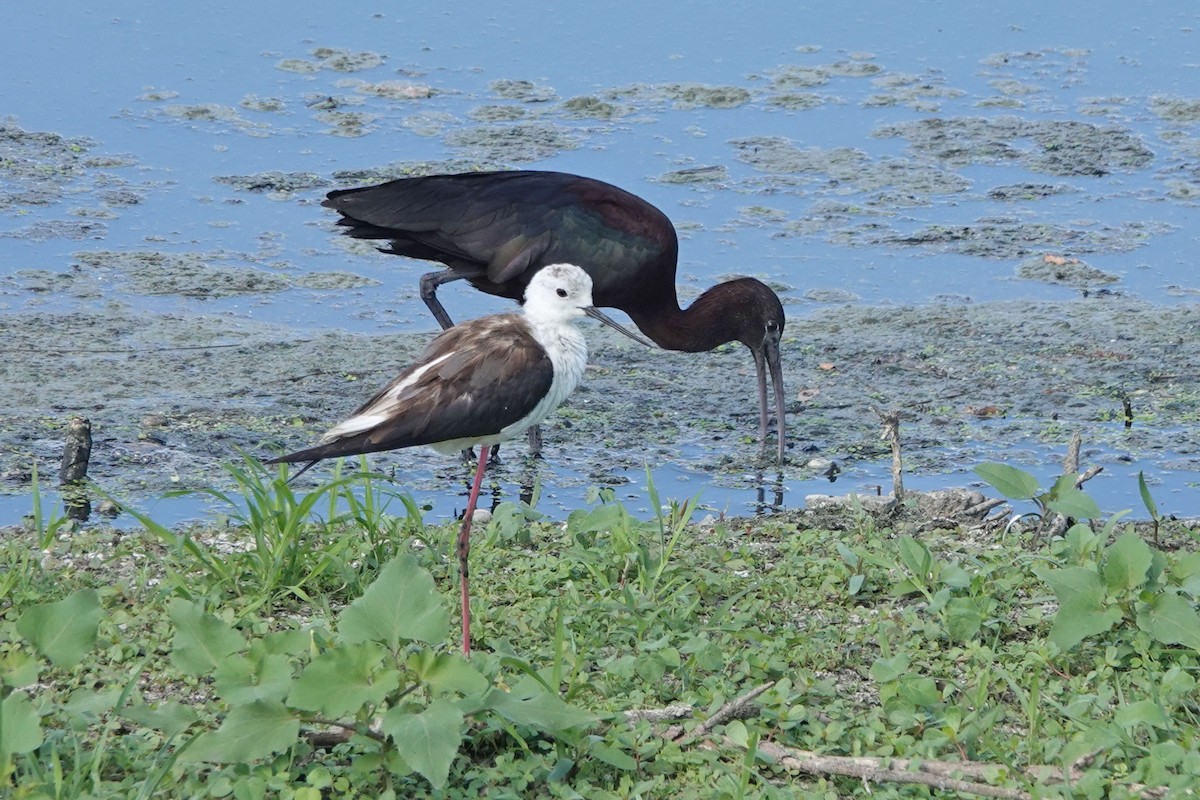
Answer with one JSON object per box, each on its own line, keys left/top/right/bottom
{"left": 323, "top": 170, "right": 788, "bottom": 462}
{"left": 267, "top": 264, "right": 650, "bottom": 656}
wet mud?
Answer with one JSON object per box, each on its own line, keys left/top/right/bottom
{"left": 1, "top": 293, "right": 1197, "bottom": 509}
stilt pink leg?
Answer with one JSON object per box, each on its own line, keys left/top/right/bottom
{"left": 457, "top": 444, "right": 490, "bottom": 658}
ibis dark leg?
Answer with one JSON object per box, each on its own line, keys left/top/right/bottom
{"left": 420, "top": 267, "right": 502, "bottom": 462}
{"left": 419, "top": 269, "right": 464, "bottom": 330}
{"left": 457, "top": 444, "right": 490, "bottom": 658}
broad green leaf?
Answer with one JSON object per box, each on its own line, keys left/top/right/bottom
{"left": 486, "top": 676, "right": 598, "bottom": 734}
{"left": 1148, "top": 549, "right": 1168, "bottom": 586}
{"left": 0, "top": 691, "right": 43, "bottom": 761}
{"left": 1138, "top": 471, "right": 1159, "bottom": 519}
{"left": 1, "top": 650, "right": 39, "bottom": 689}
{"left": 897, "top": 677, "right": 940, "bottom": 709}
{"left": 214, "top": 653, "right": 295, "bottom": 705}
{"left": 940, "top": 564, "right": 971, "bottom": 590}
{"left": 15, "top": 589, "right": 101, "bottom": 668}
{"left": 547, "top": 758, "right": 575, "bottom": 782}
{"left": 870, "top": 654, "right": 910, "bottom": 683}
{"left": 1149, "top": 740, "right": 1185, "bottom": 768}
{"left": 1060, "top": 723, "right": 1122, "bottom": 770}
{"left": 590, "top": 743, "right": 637, "bottom": 770}
{"left": 945, "top": 597, "right": 983, "bottom": 642}
{"left": 64, "top": 687, "right": 122, "bottom": 718}
{"left": 1044, "top": 483, "right": 1101, "bottom": 521}
{"left": 928, "top": 587, "right": 952, "bottom": 615}
{"left": 567, "top": 503, "right": 625, "bottom": 535}
{"left": 261, "top": 628, "right": 313, "bottom": 657}
{"left": 1114, "top": 699, "right": 1170, "bottom": 730}
{"left": 724, "top": 719, "right": 750, "bottom": 749}
{"left": 1048, "top": 601, "right": 1121, "bottom": 651}
{"left": 408, "top": 652, "right": 489, "bottom": 697}
{"left": 1103, "top": 532, "right": 1153, "bottom": 594}
{"left": 1037, "top": 565, "right": 1121, "bottom": 650}
{"left": 659, "top": 647, "right": 681, "bottom": 669}
{"left": 1063, "top": 523, "right": 1101, "bottom": 560}
{"left": 183, "top": 700, "right": 299, "bottom": 763}
{"left": 288, "top": 643, "right": 401, "bottom": 717}
{"left": 168, "top": 600, "right": 246, "bottom": 676}
{"left": 897, "top": 537, "right": 932, "bottom": 582}
{"left": 381, "top": 699, "right": 464, "bottom": 789}
{"left": 120, "top": 701, "right": 199, "bottom": 738}
{"left": 974, "top": 463, "right": 1039, "bottom": 500}
{"left": 1138, "top": 593, "right": 1200, "bottom": 652}
{"left": 1160, "top": 666, "right": 1197, "bottom": 704}
{"left": 1174, "top": 552, "right": 1200, "bottom": 598}
{"left": 1035, "top": 566, "right": 1105, "bottom": 608}
{"left": 1098, "top": 508, "right": 1132, "bottom": 541}
{"left": 339, "top": 555, "right": 449, "bottom": 648}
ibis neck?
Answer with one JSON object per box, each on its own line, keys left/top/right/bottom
{"left": 625, "top": 288, "right": 739, "bottom": 354}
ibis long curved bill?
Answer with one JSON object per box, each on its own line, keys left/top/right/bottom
{"left": 756, "top": 327, "right": 787, "bottom": 463}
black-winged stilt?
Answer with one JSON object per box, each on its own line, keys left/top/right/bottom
{"left": 322, "top": 170, "right": 788, "bottom": 462}
{"left": 267, "top": 263, "right": 650, "bottom": 656}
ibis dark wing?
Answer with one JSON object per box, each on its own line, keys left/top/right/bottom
{"left": 323, "top": 170, "right": 679, "bottom": 307}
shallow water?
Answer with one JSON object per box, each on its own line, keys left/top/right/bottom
{"left": 2, "top": 1, "right": 1199, "bottom": 525}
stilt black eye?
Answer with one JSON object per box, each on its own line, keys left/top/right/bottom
{"left": 556, "top": 288, "right": 568, "bottom": 298}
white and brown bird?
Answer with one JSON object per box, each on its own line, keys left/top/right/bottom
{"left": 267, "top": 263, "right": 649, "bottom": 656}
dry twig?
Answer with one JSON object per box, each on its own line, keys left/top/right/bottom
{"left": 1075, "top": 465, "right": 1103, "bottom": 488}
{"left": 720, "top": 739, "right": 1033, "bottom": 799}
{"left": 871, "top": 406, "right": 905, "bottom": 500}
{"left": 622, "top": 704, "right": 694, "bottom": 724}
{"left": 672, "top": 681, "right": 776, "bottom": 743}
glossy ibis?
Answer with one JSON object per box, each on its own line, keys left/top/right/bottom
{"left": 267, "top": 264, "right": 650, "bottom": 656}
{"left": 323, "top": 170, "right": 787, "bottom": 462}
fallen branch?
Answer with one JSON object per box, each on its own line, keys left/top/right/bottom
{"left": 622, "top": 703, "right": 694, "bottom": 724}
{"left": 964, "top": 498, "right": 1006, "bottom": 518}
{"left": 671, "top": 681, "right": 776, "bottom": 743}
{"left": 1075, "top": 465, "right": 1103, "bottom": 488}
{"left": 726, "top": 739, "right": 1033, "bottom": 799}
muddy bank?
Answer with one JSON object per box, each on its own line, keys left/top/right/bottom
{"left": 1, "top": 294, "right": 1196, "bottom": 511}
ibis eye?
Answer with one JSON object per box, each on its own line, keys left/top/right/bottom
{"left": 766, "top": 320, "right": 779, "bottom": 332}
{"left": 556, "top": 288, "right": 568, "bottom": 298}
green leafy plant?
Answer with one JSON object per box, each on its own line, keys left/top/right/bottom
{"left": 6, "top": 466, "right": 1200, "bottom": 797}
{"left": 1139, "top": 470, "right": 1163, "bottom": 546}
{"left": 567, "top": 471, "right": 698, "bottom": 604}
{"left": 1035, "top": 530, "right": 1200, "bottom": 655}
{"left": 26, "top": 463, "right": 73, "bottom": 550}
{"left": 126, "top": 455, "right": 422, "bottom": 607}
{"left": 3, "top": 589, "right": 102, "bottom": 786}
{"left": 975, "top": 462, "right": 1101, "bottom": 524}
{"left": 848, "top": 535, "right": 995, "bottom": 643}
{"left": 145, "top": 554, "right": 595, "bottom": 790}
